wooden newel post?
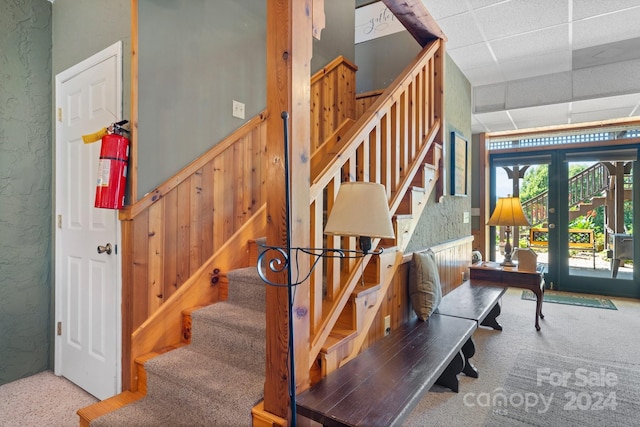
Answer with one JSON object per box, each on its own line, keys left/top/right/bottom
{"left": 264, "top": 0, "right": 313, "bottom": 423}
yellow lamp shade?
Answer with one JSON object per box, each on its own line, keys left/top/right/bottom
{"left": 487, "top": 196, "right": 530, "bottom": 227}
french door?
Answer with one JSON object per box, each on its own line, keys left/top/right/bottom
{"left": 490, "top": 146, "right": 639, "bottom": 298}
{"left": 557, "top": 148, "right": 638, "bottom": 297}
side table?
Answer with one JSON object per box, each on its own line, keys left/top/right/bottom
{"left": 469, "top": 261, "right": 545, "bottom": 331}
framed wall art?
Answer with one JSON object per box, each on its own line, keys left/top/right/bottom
{"left": 450, "top": 132, "right": 468, "bottom": 196}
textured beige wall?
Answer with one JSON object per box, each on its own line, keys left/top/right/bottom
{"left": 406, "top": 55, "right": 473, "bottom": 251}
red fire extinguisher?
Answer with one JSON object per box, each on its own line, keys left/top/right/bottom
{"left": 94, "top": 120, "right": 130, "bottom": 209}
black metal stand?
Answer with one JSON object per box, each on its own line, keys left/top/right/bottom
{"left": 256, "top": 112, "right": 385, "bottom": 426}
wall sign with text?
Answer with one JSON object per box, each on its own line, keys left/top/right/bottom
{"left": 355, "top": 2, "right": 405, "bottom": 44}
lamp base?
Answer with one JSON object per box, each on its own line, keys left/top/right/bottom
{"left": 500, "top": 229, "right": 516, "bottom": 267}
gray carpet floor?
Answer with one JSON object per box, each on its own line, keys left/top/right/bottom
{"left": 482, "top": 349, "right": 640, "bottom": 426}
{"left": 1, "top": 287, "right": 639, "bottom": 426}
{"left": 403, "top": 288, "right": 640, "bottom": 426}
{"left": 0, "top": 370, "right": 98, "bottom": 427}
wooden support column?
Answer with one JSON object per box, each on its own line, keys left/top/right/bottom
{"left": 502, "top": 165, "right": 530, "bottom": 247}
{"left": 264, "top": 0, "right": 312, "bottom": 422}
{"left": 478, "top": 133, "right": 489, "bottom": 258}
{"left": 614, "top": 162, "right": 626, "bottom": 233}
{"left": 382, "top": 0, "right": 446, "bottom": 46}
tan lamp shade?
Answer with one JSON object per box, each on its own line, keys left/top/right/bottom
{"left": 487, "top": 196, "right": 531, "bottom": 227}
{"left": 324, "top": 182, "right": 395, "bottom": 239}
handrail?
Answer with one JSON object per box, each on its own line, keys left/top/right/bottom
{"left": 522, "top": 162, "right": 609, "bottom": 226}
{"left": 119, "top": 55, "right": 366, "bottom": 391}
{"left": 568, "top": 162, "right": 609, "bottom": 207}
{"left": 310, "top": 56, "right": 358, "bottom": 153}
{"left": 307, "top": 39, "right": 443, "bottom": 367}
{"left": 310, "top": 55, "right": 357, "bottom": 85}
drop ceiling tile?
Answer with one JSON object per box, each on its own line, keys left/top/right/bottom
{"left": 420, "top": 0, "right": 469, "bottom": 20}
{"left": 509, "top": 103, "right": 572, "bottom": 129}
{"left": 467, "top": 0, "right": 512, "bottom": 11}
{"left": 448, "top": 42, "right": 495, "bottom": 69}
{"left": 573, "top": 0, "right": 640, "bottom": 20}
{"left": 506, "top": 72, "right": 573, "bottom": 109}
{"left": 459, "top": 62, "right": 505, "bottom": 86}
{"left": 474, "top": 83, "right": 507, "bottom": 113}
{"left": 573, "top": 59, "right": 640, "bottom": 99}
{"left": 571, "top": 93, "right": 640, "bottom": 113}
{"left": 500, "top": 51, "right": 572, "bottom": 82}
{"left": 571, "top": 106, "right": 638, "bottom": 124}
{"left": 473, "top": 110, "right": 517, "bottom": 132}
{"left": 474, "top": 0, "right": 568, "bottom": 41}
{"left": 437, "top": 13, "right": 485, "bottom": 49}
{"left": 573, "top": 8, "right": 640, "bottom": 49}
{"left": 471, "top": 114, "right": 490, "bottom": 133}
{"left": 491, "top": 25, "right": 570, "bottom": 62}
{"left": 573, "top": 38, "right": 640, "bottom": 69}
{"left": 472, "top": 123, "right": 488, "bottom": 133}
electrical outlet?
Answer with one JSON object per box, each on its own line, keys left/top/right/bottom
{"left": 384, "top": 315, "right": 391, "bottom": 336}
{"left": 232, "top": 100, "right": 245, "bottom": 119}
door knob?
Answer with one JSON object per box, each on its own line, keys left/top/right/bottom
{"left": 97, "top": 243, "right": 112, "bottom": 255}
{"left": 548, "top": 224, "right": 555, "bottom": 229}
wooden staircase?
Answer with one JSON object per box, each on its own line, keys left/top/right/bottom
{"left": 569, "top": 196, "right": 606, "bottom": 222}
{"left": 79, "top": 35, "right": 446, "bottom": 425}
{"left": 522, "top": 161, "right": 633, "bottom": 226}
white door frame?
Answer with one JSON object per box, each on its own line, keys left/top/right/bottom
{"left": 54, "top": 41, "right": 123, "bottom": 394}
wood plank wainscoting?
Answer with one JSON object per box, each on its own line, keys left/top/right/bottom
{"left": 118, "top": 56, "right": 361, "bottom": 390}
{"left": 360, "top": 235, "right": 475, "bottom": 353}
{"left": 88, "top": 41, "right": 448, "bottom": 427}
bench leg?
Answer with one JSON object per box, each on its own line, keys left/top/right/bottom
{"left": 461, "top": 338, "right": 479, "bottom": 379}
{"left": 436, "top": 351, "right": 463, "bottom": 393}
{"left": 480, "top": 302, "right": 503, "bottom": 331}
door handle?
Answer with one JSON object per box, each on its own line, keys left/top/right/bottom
{"left": 548, "top": 224, "right": 555, "bottom": 229}
{"left": 97, "top": 243, "right": 112, "bottom": 255}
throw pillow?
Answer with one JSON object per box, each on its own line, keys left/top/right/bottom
{"left": 409, "top": 250, "right": 442, "bottom": 321}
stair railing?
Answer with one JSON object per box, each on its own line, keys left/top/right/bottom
{"left": 568, "top": 162, "right": 609, "bottom": 207}
{"left": 307, "top": 39, "right": 444, "bottom": 367}
{"left": 522, "top": 162, "right": 610, "bottom": 226}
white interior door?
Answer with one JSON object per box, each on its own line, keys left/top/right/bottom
{"left": 54, "top": 42, "right": 122, "bottom": 400}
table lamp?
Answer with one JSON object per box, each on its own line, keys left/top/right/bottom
{"left": 324, "top": 182, "right": 396, "bottom": 254}
{"left": 487, "top": 196, "right": 530, "bottom": 266}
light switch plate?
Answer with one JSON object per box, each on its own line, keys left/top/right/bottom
{"left": 232, "top": 100, "right": 245, "bottom": 119}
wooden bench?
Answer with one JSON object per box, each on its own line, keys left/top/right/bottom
{"left": 296, "top": 314, "right": 476, "bottom": 426}
{"left": 435, "top": 280, "right": 506, "bottom": 376}
{"left": 296, "top": 279, "right": 507, "bottom": 426}
{"left": 436, "top": 280, "right": 506, "bottom": 331}
{"left": 529, "top": 227, "right": 596, "bottom": 268}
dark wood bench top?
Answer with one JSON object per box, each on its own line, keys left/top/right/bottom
{"left": 435, "top": 280, "right": 506, "bottom": 324}
{"left": 296, "top": 314, "right": 476, "bottom": 427}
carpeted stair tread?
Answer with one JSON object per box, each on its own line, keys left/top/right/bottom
{"left": 91, "top": 387, "right": 252, "bottom": 427}
{"left": 91, "top": 267, "right": 266, "bottom": 426}
{"left": 188, "top": 303, "right": 265, "bottom": 372}
{"left": 225, "top": 267, "right": 266, "bottom": 311}
{"left": 91, "top": 396, "right": 206, "bottom": 426}
{"left": 144, "top": 347, "right": 263, "bottom": 411}
{"left": 191, "top": 301, "right": 265, "bottom": 333}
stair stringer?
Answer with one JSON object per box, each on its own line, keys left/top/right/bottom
{"left": 335, "top": 157, "right": 441, "bottom": 369}
{"left": 308, "top": 136, "right": 443, "bottom": 369}
{"left": 569, "top": 195, "right": 606, "bottom": 222}
{"left": 128, "top": 205, "right": 267, "bottom": 390}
